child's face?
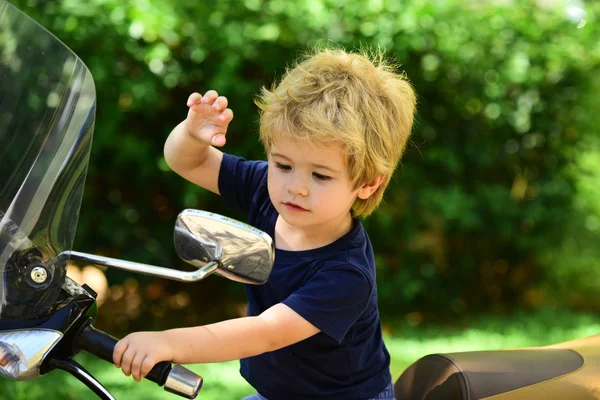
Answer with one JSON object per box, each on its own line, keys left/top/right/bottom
{"left": 267, "top": 136, "right": 361, "bottom": 231}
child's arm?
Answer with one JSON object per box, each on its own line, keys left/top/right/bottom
{"left": 113, "top": 303, "right": 320, "bottom": 382}
{"left": 163, "top": 91, "right": 233, "bottom": 194}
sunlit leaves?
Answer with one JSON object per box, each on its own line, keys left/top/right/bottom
{"left": 7, "top": 0, "right": 600, "bottom": 318}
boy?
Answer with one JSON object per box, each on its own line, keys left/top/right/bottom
{"left": 113, "top": 47, "right": 416, "bottom": 400}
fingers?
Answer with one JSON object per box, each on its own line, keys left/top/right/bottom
{"left": 185, "top": 91, "right": 233, "bottom": 147}
{"left": 212, "top": 96, "right": 228, "bottom": 112}
{"left": 113, "top": 337, "right": 143, "bottom": 380}
{"left": 117, "top": 346, "right": 152, "bottom": 381}
{"left": 140, "top": 356, "right": 158, "bottom": 380}
{"left": 188, "top": 91, "right": 228, "bottom": 110}
{"left": 119, "top": 347, "right": 135, "bottom": 377}
{"left": 131, "top": 352, "right": 148, "bottom": 382}
{"left": 113, "top": 339, "right": 128, "bottom": 368}
{"left": 221, "top": 108, "right": 234, "bottom": 122}
{"left": 113, "top": 333, "right": 170, "bottom": 382}
{"left": 211, "top": 133, "right": 226, "bottom": 146}
{"left": 201, "top": 90, "right": 218, "bottom": 104}
{"left": 187, "top": 92, "right": 202, "bottom": 107}
{"left": 208, "top": 108, "right": 233, "bottom": 146}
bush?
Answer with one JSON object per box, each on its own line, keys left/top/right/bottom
{"left": 8, "top": 0, "right": 600, "bottom": 329}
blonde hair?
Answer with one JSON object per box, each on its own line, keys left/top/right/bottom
{"left": 255, "top": 46, "right": 417, "bottom": 217}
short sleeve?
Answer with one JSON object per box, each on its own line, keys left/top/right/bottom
{"left": 282, "top": 265, "right": 373, "bottom": 343}
{"left": 218, "top": 153, "right": 268, "bottom": 214}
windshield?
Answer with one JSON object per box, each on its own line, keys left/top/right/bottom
{"left": 0, "top": 1, "right": 96, "bottom": 319}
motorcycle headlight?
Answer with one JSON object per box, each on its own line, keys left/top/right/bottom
{"left": 0, "top": 329, "right": 62, "bottom": 380}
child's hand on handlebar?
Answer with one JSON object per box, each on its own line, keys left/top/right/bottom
{"left": 185, "top": 90, "right": 234, "bottom": 147}
{"left": 113, "top": 331, "right": 175, "bottom": 382}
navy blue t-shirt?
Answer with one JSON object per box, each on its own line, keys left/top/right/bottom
{"left": 218, "top": 153, "right": 391, "bottom": 400}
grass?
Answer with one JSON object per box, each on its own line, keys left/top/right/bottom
{"left": 1, "top": 309, "right": 599, "bottom": 400}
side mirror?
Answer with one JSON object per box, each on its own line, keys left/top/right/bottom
{"left": 65, "top": 210, "right": 274, "bottom": 285}
{"left": 174, "top": 209, "right": 274, "bottom": 285}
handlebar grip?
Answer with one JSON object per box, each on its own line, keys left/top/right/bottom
{"left": 75, "top": 321, "right": 203, "bottom": 398}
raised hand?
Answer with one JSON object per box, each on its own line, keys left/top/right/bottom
{"left": 185, "top": 90, "right": 234, "bottom": 147}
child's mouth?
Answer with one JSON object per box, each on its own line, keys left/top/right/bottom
{"left": 283, "top": 202, "right": 308, "bottom": 212}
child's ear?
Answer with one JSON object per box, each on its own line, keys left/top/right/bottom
{"left": 357, "top": 175, "right": 385, "bottom": 200}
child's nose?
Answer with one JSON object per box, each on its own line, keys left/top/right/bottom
{"left": 287, "top": 177, "right": 308, "bottom": 197}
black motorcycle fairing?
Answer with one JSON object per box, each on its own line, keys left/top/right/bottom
{"left": 0, "top": 277, "right": 97, "bottom": 333}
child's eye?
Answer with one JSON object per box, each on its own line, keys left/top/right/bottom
{"left": 313, "top": 172, "right": 331, "bottom": 181}
{"left": 275, "top": 162, "right": 291, "bottom": 171}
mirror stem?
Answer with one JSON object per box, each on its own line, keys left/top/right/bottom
{"left": 60, "top": 251, "right": 218, "bottom": 282}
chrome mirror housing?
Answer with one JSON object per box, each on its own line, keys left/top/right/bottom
{"left": 174, "top": 210, "right": 274, "bottom": 285}
{"left": 63, "top": 210, "right": 274, "bottom": 285}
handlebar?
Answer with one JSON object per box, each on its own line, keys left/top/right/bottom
{"left": 74, "top": 320, "right": 203, "bottom": 399}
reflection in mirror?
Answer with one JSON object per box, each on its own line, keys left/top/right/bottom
{"left": 174, "top": 210, "right": 274, "bottom": 285}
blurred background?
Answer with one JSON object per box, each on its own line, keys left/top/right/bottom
{"left": 3, "top": 0, "right": 600, "bottom": 398}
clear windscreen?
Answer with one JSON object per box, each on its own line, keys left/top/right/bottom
{"left": 0, "top": 1, "right": 96, "bottom": 319}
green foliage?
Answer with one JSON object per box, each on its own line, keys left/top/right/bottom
{"left": 7, "top": 0, "right": 600, "bottom": 326}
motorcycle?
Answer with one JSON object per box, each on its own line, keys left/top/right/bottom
{"left": 1, "top": 1, "right": 599, "bottom": 399}
{"left": 394, "top": 333, "right": 600, "bottom": 399}
{"left": 0, "top": 2, "right": 274, "bottom": 399}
